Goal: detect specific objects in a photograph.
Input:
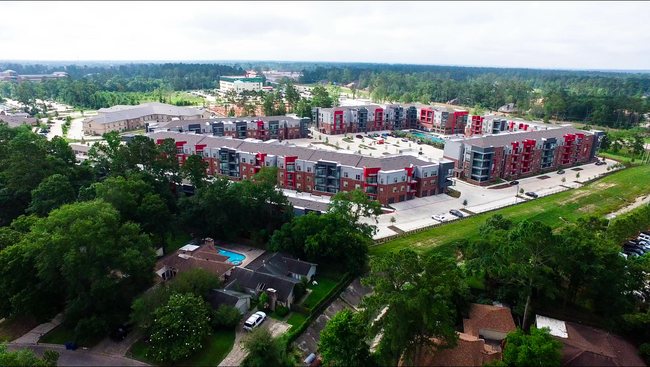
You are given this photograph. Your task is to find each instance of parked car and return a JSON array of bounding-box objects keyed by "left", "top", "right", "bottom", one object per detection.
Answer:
[
  {"left": 525, "top": 192, "right": 538, "bottom": 198},
  {"left": 449, "top": 209, "right": 464, "bottom": 218},
  {"left": 381, "top": 133, "right": 388, "bottom": 137},
  {"left": 432, "top": 214, "right": 446, "bottom": 222},
  {"left": 509, "top": 181, "right": 519, "bottom": 185},
  {"left": 109, "top": 323, "right": 133, "bottom": 341},
  {"left": 418, "top": 151, "right": 424, "bottom": 155},
  {"left": 638, "top": 232, "right": 650, "bottom": 242},
  {"left": 416, "top": 141, "right": 421, "bottom": 144},
  {"left": 243, "top": 311, "right": 266, "bottom": 331},
  {"left": 401, "top": 138, "right": 408, "bottom": 142},
  {"left": 626, "top": 247, "right": 646, "bottom": 256},
  {"left": 355, "top": 135, "right": 363, "bottom": 139},
  {"left": 595, "top": 160, "right": 606, "bottom": 166},
  {"left": 557, "top": 170, "right": 565, "bottom": 174}
]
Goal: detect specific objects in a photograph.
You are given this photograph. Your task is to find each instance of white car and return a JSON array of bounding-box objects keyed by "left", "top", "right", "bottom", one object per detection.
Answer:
[
  {"left": 432, "top": 214, "right": 447, "bottom": 222},
  {"left": 243, "top": 311, "right": 266, "bottom": 331}
]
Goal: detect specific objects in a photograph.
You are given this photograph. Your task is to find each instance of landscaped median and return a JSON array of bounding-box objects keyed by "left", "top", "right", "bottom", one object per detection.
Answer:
[{"left": 371, "top": 164, "right": 650, "bottom": 255}]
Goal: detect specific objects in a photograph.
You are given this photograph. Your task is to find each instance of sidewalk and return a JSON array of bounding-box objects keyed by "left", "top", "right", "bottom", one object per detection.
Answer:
[{"left": 12, "top": 313, "right": 62, "bottom": 344}]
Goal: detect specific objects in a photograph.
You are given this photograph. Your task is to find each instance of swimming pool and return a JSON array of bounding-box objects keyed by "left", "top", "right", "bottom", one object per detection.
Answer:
[
  {"left": 411, "top": 132, "right": 446, "bottom": 143},
  {"left": 218, "top": 249, "right": 246, "bottom": 265}
]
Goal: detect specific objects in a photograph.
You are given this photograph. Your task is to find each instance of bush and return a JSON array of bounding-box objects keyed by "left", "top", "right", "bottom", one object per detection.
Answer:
[
  {"left": 212, "top": 305, "right": 242, "bottom": 330},
  {"left": 293, "top": 277, "right": 309, "bottom": 301},
  {"left": 638, "top": 343, "right": 650, "bottom": 365},
  {"left": 275, "top": 305, "right": 290, "bottom": 318}
]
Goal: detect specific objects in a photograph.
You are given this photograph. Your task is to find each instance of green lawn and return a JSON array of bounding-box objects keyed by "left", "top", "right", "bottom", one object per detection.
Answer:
[
  {"left": 0, "top": 315, "right": 38, "bottom": 342},
  {"left": 302, "top": 277, "right": 339, "bottom": 309},
  {"left": 286, "top": 312, "right": 308, "bottom": 328},
  {"left": 39, "top": 324, "right": 102, "bottom": 347},
  {"left": 598, "top": 151, "right": 642, "bottom": 163},
  {"left": 129, "top": 330, "right": 235, "bottom": 366},
  {"left": 371, "top": 164, "right": 650, "bottom": 255}
]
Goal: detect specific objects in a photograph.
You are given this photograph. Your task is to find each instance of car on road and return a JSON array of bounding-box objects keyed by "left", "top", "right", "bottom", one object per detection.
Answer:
[
  {"left": 525, "top": 192, "right": 539, "bottom": 198},
  {"left": 432, "top": 214, "right": 446, "bottom": 222},
  {"left": 243, "top": 311, "right": 266, "bottom": 331},
  {"left": 418, "top": 151, "right": 424, "bottom": 155},
  {"left": 509, "top": 181, "right": 519, "bottom": 185},
  {"left": 109, "top": 323, "right": 133, "bottom": 342},
  {"left": 401, "top": 138, "right": 408, "bottom": 142},
  {"left": 595, "top": 160, "right": 607, "bottom": 166},
  {"left": 356, "top": 135, "right": 363, "bottom": 139},
  {"left": 557, "top": 170, "right": 565, "bottom": 174},
  {"left": 449, "top": 209, "right": 464, "bottom": 218}
]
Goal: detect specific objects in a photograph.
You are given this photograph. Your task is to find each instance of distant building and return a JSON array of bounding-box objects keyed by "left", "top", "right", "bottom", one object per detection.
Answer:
[
  {"left": 219, "top": 76, "right": 264, "bottom": 93},
  {"left": 0, "top": 114, "right": 37, "bottom": 128},
  {"left": 497, "top": 103, "right": 517, "bottom": 114},
  {"left": 83, "top": 102, "right": 210, "bottom": 136},
  {"left": 0, "top": 70, "right": 68, "bottom": 83}
]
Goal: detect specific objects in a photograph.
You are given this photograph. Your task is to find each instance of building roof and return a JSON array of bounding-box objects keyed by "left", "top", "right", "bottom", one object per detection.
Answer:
[
  {"left": 156, "top": 115, "right": 304, "bottom": 130},
  {"left": 226, "top": 267, "right": 298, "bottom": 303},
  {"left": 250, "top": 253, "right": 316, "bottom": 279},
  {"left": 410, "top": 332, "right": 501, "bottom": 367},
  {"left": 286, "top": 197, "right": 329, "bottom": 212},
  {"left": 156, "top": 243, "right": 234, "bottom": 279},
  {"left": 89, "top": 102, "right": 206, "bottom": 125},
  {"left": 450, "top": 127, "right": 593, "bottom": 148},
  {"left": 0, "top": 115, "right": 37, "bottom": 127},
  {"left": 536, "top": 316, "right": 645, "bottom": 367},
  {"left": 208, "top": 288, "right": 251, "bottom": 309},
  {"left": 463, "top": 303, "right": 517, "bottom": 338}
]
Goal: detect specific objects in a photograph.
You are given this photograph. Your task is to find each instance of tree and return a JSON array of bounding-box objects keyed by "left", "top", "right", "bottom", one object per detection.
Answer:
[
  {"left": 228, "top": 107, "right": 235, "bottom": 117},
  {"left": 168, "top": 267, "right": 221, "bottom": 300},
  {"left": 240, "top": 327, "right": 286, "bottom": 367},
  {"left": 0, "top": 200, "right": 157, "bottom": 341},
  {"left": 0, "top": 343, "right": 59, "bottom": 367},
  {"left": 463, "top": 199, "right": 468, "bottom": 206},
  {"left": 27, "top": 174, "right": 76, "bottom": 217},
  {"left": 502, "top": 327, "right": 563, "bottom": 367},
  {"left": 182, "top": 154, "right": 208, "bottom": 189},
  {"left": 259, "top": 292, "right": 269, "bottom": 310},
  {"left": 319, "top": 309, "right": 374, "bottom": 367},
  {"left": 148, "top": 293, "right": 212, "bottom": 362},
  {"left": 361, "top": 249, "right": 468, "bottom": 366},
  {"left": 212, "top": 304, "right": 243, "bottom": 330}
]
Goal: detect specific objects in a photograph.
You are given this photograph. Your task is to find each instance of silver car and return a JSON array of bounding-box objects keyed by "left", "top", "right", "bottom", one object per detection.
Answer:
[{"left": 243, "top": 311, "right": 266, "bottom": 331}]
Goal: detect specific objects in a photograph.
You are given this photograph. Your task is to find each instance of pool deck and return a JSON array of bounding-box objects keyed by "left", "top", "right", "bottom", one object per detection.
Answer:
[{"left": 215, "top": 242, "right": 266, "bottom": 268}]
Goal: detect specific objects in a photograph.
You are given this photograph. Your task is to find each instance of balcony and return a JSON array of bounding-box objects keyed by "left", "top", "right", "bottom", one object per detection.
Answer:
[
  {"left": 315, "top": 169, "right": 326, "bottom": 176},
  {"left": 365, "top": 178, "right": 378, "bottom": 185}
]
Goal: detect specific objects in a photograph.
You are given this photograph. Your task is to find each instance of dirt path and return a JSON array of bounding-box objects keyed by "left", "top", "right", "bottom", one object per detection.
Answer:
[{"left": 608, "top": 195, "right": 650, "bottom": 217}]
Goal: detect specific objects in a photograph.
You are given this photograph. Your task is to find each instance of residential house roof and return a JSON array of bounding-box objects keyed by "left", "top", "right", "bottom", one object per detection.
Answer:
[
  {"left": 155, "top": 243, "right": 234, "bottom": 279},
  {"left": 0, "top": 115, "right": 37, "bottom": 127},
  {"left": 286, "top": 197, "right": 330, "bottom": 213},
  {"left": 463, "top": 303, "right": 517, "bottom": 338},
  {"left": 208, "top": 288, "right": 251, "bottom": 309},
  {"left": 250, "top": 253, "right": 316, "bottom": 279},
  {"left": 535, "top": 315, "right": 646, "bottom": 367},
  {"left": 409, "top": 332, "right": 501, "bottom": 366},
  {"left": 226, "top": 267, "right": 298, "bottom": 303}
]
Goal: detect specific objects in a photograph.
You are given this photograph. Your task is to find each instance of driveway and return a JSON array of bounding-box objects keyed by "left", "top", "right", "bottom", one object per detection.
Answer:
[
  {"left": 92, "top": 329, "right": 142, "bottom": 357},
  {"left": 218, "top": 311, "right": 291, "bottom": 367},
  {"left": 7, "top": 343, "right": 148, "bottom": 366}
]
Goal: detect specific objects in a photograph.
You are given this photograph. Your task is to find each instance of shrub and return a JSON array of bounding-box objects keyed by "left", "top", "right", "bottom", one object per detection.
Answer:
[
  {"left": 275, "top": 305, "right": 290, "bottom": 318},
  {"left": 293, "top": 277, "right": 309, "bottom": 301},
  {"left": 212, "top": 304, "right": 243, "bottom": 330}
]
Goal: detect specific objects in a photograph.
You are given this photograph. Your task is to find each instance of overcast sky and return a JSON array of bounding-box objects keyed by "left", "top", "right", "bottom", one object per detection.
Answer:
[{"left": 1, "top": 1, "right": 648, "bottom": 70}]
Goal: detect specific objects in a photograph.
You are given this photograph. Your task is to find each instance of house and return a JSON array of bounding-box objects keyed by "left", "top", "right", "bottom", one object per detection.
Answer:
[
  {"left": 155, "top": 240, "right": 235, "bottom": 282},
  {"left": 0, "top": 115, "right": 38, "bottom": 128},
  {"left": 536, "top": 315, "right": 645, "bottom": 366},
  {"left": 411, "top": 303, "right": 516, "bottom": 366},
  {"left": 209, "top": 288, "right": 251, "bottom": 314},
  {"left": 225, "top": 267, "right": 299, "bottom": 310},
  {"left": 249, "top": 252, "right": 317, "bottom": 281}
]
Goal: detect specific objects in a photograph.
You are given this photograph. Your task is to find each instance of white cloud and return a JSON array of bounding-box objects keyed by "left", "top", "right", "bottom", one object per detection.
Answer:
[{"left": 0, "top": 1, "right": 648, "bottom": 70}]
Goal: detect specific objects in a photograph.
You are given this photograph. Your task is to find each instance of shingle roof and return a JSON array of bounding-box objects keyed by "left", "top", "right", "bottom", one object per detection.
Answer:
[
  {"left": 410, "top": 332, "right": 501, "bottom": 366},
  {"left": 463, "top": 303, "right": 517, "bottom": 337},
  {"left": 0, "top": 115, "right": 37, "bottom": 127},
  {"left": 452, "top": 127, "right": 593, "bottom": 148},
  {"left": 286, "top": 197, "right": 329, "bottom": 212},
  {"left": 89, "top": 102, "right": 205, "bottom": 124},
  {"left": 251, "top": 253, "right": 316, "bottom": 279},
  {"left": 155, "top": 243, "right": 235, "bottom": 278},
  {"left": 559, "top": 322, "right": 645, "bottom": 366},
  {"left": 208, "top": 288, "right": 251, "bottom": 309},
  {"left": 226, "top": 267, "right": 298, "bottom": 303}
]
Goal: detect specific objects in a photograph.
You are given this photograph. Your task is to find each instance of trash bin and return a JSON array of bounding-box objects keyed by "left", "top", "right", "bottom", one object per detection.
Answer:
[
  {"left": 65, "top": 342, "right": 71, "bottom": 350},
  {"left": 71, "top": 343, "right": 78, "bottom": 351}
]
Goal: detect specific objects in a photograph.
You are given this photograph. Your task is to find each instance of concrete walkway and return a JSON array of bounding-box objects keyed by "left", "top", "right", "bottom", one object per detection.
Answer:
[
  {"left": 7, "top": 343, "right": 148, "bottom": 366},
  {"left": 12, "top": 313, "right": 62, "bottom": 344}
]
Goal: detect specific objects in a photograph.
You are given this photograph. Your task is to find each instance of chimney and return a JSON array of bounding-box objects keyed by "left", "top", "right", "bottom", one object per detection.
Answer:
[
  {"left": 205, "top": 237, "right": 214, "bottom": 247},
  {"left": 266, "top": 288, "right": 278, "bottom": 311}
]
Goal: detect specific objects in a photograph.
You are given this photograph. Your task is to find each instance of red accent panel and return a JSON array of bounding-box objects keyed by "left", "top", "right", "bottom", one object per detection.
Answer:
[
  {"left": 334, "top": 110, "right": 344, "bottom": 132},
  {"left": 195, "top": 144, "right": 206, "bottom": 153},
  {"left": 284, "top": 156, "right": 297, "bottom": 188}
]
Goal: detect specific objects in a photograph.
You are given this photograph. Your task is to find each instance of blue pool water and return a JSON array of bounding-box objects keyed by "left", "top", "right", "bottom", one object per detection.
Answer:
[
  {"left": 411, "top": 132, "right": 446, "bottom": 143},
  {"left": 218, "top": 249, "right": 245, "bottom": 265}
]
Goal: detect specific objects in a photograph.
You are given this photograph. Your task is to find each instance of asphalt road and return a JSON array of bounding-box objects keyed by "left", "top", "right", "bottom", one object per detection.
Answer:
[{"left": 7, "top": 343, "right": 148, "bottom": 366}]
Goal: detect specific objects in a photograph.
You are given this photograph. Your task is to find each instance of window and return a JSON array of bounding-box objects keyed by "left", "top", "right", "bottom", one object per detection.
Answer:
[
  {"left": 266, "top": 162, "right": 270, "bottom": 166},
  {"left": 423, "top": 181, "right": 427, "bottom": 187},
  {"left": 307, "top": 167, "right": 311, "bottom": 173},
  {"left": 307, "top": 185, "right": 311, "bottom": 191},
  {"left": 430, "top": 180, "right": 434, "bottom": 184},
  {"left": 424, "top": 171, "right": 429, "bottom": 178},
  {"left": 401, "top": 186, "right": 405, "bottom": 192},
  {"left": 344, "top": 172, "right": 349, "bottom": 178},
  {"left": 393, "top": 187, "right": 397, "bottom": 193},
  {"left": 343, "top": 181, "right": 348, "bottom": 187},
  {"left": 243, "top": 175, "right": 247, "bottom": 180},
  {"left": 297, "top": 174, "right": 301, "bottom": 180},
  {"left": 297, "top": 165, "right": 301, "bottom": 171},
  {"left": 307, "top": 176, "right": 311, "bottom": 182},
  {"left": 250, "top": 168, "right": 254, "bottom": 173},
  {"left": 380, "top": 188, "right": 384, "bottom": 193},
  {"left": 355, "top": 184, "right": 360, "bottom": 189},
  {"left": 402, "top": 176, "right": 406, "bottom": 182},
  {"left": 280, "top": 173, "right": 284, "bottom": 178},
  {"left": 280, "top": 164, "right": 284, "bottom": 169},
  {"left": 380, "top": 178, "right": 384, "bottom": 184},
  {"left": 297, "top": 183, "right": 301, "bottom": 189}
]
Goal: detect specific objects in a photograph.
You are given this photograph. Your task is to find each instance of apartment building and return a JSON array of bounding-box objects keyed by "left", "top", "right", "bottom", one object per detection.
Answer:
[
  {"left": 443, "top": 127, "right": 604, "bottom": 185},
  {"left": 147, "top": 131, "right": 455, "bottom": 205},
  {"left": 219, "top": 76, "right": 264, "bottom": 93},
  {"left": 312, "top": 105, "right": 386, "bottom": 134},
  {"left": 418, "top": 106, "right": 468, "bottom": 135},
  {"left": 83, "top": 102, "right": 210, "bottom": 136},
  {"left": 148, "top": 115, "right": 310, "bottom": 141},
  {"left": 464, "top": 114, "right": 560, "bottom": 137},
  {"left": 0, "top": 70, "right": 68, "bottom": 83}
]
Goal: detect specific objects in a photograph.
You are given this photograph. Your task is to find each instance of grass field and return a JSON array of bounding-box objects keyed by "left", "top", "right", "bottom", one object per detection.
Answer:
[
  {"left": 39, "top": 324, "right": 102, "bottom": 347},
  {"left": 371, "top": 164, "right": 650, "bottom": 255},
  {"left": 286, "top": 312, "right": 308, "bottom": 327},
  {"left": 140, "top": 92, "right": 206, "bottom": 107},
  {"left": 0, "top": 315, "right": 38, "bottom": 342},
  {"left": 599, "top": 151, "right": 643, "bottom": 163},
  {"left": 302, "top": 277, "right": 339, "bottom": 309},
  {"left": 130, "top": 330, "right": 235, "bottom": 366}
]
